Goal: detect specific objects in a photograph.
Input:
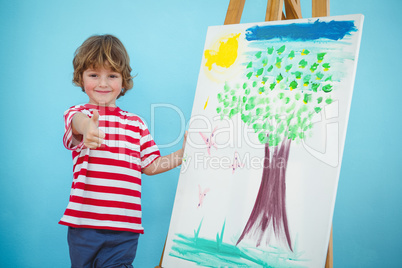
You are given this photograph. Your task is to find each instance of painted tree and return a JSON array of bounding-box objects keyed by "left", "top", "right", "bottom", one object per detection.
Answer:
[{"left": 216, "top": 44, "right": 335, "bottom": 251}]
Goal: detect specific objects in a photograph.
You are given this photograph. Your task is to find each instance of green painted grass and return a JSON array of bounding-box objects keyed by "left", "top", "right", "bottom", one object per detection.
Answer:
[{"left": 169, "top": 220, "right": 308, "bottom": 268}]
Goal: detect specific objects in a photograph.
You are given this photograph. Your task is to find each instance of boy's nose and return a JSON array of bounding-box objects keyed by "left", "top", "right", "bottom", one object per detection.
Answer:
[{"left": 99, "top": 77, "right": 107, "bottom": 87}]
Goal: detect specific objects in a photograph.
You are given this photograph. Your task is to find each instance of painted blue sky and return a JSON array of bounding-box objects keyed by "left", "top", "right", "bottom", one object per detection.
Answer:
[{"left": 245, "top": 19, "right": 357, "bottom": 42}]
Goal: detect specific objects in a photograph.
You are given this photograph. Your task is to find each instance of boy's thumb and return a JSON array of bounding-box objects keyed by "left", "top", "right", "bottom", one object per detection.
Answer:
[{"left": 91, "top": 110, "right": 100, "bottom": 125}]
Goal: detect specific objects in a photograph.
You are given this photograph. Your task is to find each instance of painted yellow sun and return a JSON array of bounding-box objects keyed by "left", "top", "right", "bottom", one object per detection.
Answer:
[
  {"left": 203, "top": 32, "right": 244, "bottom": 83},
  {"left": 204, "top": 33, "right": 240, "bottom": 70}
]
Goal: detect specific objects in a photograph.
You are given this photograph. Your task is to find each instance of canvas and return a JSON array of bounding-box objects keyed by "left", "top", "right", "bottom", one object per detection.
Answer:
[{"left": 162, "top": 14, "right": 364, "bottom": 268}]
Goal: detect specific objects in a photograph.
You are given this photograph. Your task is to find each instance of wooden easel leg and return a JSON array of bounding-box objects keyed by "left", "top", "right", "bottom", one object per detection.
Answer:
[
  {"left": 284, "top": 0, "right": 302, "bottom": 19},
  {"left": 154, "top": 237, "right": 167, "bottom": 268},
  {"left": 224, "top": 0, "right": 246, "bottom": 25},
  {"left": 325, "top": 226, "right": 333, "bottom": 268},
  {"left": 312, "top": 0, "right": 330, "bottom": 17},
  {"left": 265, "top": 0, "right": 285, "bottom": 21}
]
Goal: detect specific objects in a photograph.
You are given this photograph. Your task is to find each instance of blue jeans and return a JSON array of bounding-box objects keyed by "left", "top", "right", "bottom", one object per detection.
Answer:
[{"left": 67, "top": 227, "right": 140, "bottom": 268}]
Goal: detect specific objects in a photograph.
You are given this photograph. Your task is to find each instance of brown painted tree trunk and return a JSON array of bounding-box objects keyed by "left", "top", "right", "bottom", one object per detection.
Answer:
[{"left": 236, "top": 137, "right": 293, "bottom": 251}]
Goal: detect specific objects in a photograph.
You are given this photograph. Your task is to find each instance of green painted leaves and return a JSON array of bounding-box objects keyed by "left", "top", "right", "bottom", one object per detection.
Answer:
[{"left": 216, "top": 44, "right": 337, "bottom": 146}]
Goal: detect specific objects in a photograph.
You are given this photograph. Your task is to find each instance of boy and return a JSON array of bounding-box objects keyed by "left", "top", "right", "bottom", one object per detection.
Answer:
[{"left": 60, "top": 34, "right": 186, "bottom": 267}]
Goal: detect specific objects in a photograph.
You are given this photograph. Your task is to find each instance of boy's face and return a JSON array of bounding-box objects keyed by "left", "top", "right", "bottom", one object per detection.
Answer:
[{"left": 82, "top": 65, "right": 123, "bottom": 107}]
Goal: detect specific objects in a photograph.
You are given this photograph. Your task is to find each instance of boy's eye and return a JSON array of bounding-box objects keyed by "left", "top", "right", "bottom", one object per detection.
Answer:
[
  {"left": 89, "top": 74, "right": 98, "bottom": 77},
  {"left": 110, "top": 74, "right": 120, "bottom": 78}
]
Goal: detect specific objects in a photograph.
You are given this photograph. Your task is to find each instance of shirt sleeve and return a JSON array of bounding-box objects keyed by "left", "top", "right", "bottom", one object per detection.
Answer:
[
  {"left": 63, "top": 105, "right": 86, "bottom": 151},
  {"left": 139, "top": 120, "right": 161, "bottom": 170}
]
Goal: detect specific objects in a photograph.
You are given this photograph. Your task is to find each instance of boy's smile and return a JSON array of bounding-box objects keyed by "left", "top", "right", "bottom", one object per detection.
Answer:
[{"left": 82, "top": 66, "right": 123, "bottom": 107}]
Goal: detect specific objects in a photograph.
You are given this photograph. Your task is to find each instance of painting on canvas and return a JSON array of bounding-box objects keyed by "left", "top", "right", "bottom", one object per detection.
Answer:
[{"left": 162, "top": 14, "right": 364, "bottom": 268}]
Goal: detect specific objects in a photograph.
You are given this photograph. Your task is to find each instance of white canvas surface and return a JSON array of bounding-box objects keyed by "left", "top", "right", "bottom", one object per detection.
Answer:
[{"left": 163, "top": 14, "right": 364, "bottom": 268}]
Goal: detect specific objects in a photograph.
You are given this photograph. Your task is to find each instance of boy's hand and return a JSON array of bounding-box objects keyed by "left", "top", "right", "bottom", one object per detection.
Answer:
[
  {"left": 142, "top": 130, "right": 188, "bottom": 176},
  {"left": 182, "top": 131, "right": 188, "bottom": 151},
  {"left": 82, "top": 110, "right": 105, "bottom": 149}
]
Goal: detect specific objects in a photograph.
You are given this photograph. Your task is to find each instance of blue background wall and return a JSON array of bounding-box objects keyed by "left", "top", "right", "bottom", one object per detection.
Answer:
[{"left": 0, "top": 0, "right": 400, "bottom": 267}]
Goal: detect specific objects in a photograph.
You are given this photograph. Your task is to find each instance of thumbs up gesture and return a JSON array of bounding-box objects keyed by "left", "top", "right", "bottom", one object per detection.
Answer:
[{"left": 83, "top": 110, "right": 105, "bottom": 149}]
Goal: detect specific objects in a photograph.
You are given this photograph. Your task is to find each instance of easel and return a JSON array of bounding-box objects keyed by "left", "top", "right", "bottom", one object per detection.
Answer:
[{"left": 156, "top": 0, "right": 333, "bottom": 267}]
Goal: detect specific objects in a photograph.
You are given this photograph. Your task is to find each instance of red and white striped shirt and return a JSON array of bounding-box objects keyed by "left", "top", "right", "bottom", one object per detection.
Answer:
[{"left": 59, "top": 104, "right": 160, "bottom": 233}]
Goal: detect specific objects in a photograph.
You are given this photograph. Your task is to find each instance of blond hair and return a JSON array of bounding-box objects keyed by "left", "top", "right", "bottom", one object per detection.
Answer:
[{"left": 73, "top": 34, "right": 133, "bottom": 98}]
